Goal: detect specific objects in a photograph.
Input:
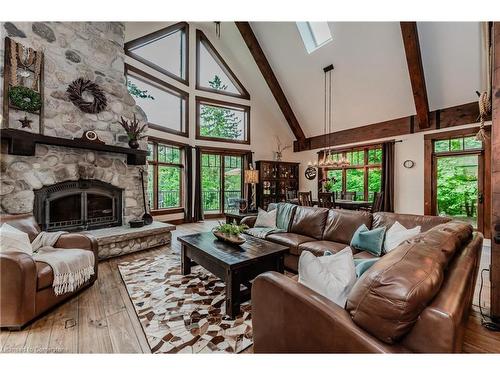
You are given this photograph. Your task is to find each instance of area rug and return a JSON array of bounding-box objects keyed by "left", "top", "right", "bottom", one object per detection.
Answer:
[{"left": 118, "top": 253, "right": 252, "bottom": 353}]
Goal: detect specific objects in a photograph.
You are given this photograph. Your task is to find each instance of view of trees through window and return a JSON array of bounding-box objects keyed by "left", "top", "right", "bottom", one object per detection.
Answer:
[
  {"left": 199, "top": 77, "right": 245, "bottom": 141},
  {"left": 433, "top": 136, "right": 482, "bottom": 227},
  {"left": 325, "top": 147, "right": 382, "bottom": 201},
  {"left": 147, "top": 142, "right": 183, "bottom": 211},
  {"left": 201, "top": 153, "right": 242, "bottom": 213}
]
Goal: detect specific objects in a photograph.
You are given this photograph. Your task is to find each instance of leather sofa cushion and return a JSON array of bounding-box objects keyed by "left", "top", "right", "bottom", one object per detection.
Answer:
[
  {"left": 346, "top": 221, "right": 473, "bottom": 344},
  {"left": 36, "top": 261, "right": 53, "bottom": 290},
  {"left": 290, "top": 206, "right": 329, "bottom": 240},
  {"left": 266, "top": 232, "right": 315, "bottom": 254},
  {"left": 298, "top": 240, "right": 349, "bottom": 257},
  {"left": 0, "top": 214, "right": 40, "bottom": 242},
  {"left": 322, "top": 209, "right": 373, "bottom": 244},
  {"left": 372, "top": 212, "right": 450, "bottom": 233}
]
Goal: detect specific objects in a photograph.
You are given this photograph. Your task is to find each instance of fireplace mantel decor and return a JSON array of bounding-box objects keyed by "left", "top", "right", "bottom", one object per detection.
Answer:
[{"left": 0, "top": 129, "right": 148, "bottom": 165}]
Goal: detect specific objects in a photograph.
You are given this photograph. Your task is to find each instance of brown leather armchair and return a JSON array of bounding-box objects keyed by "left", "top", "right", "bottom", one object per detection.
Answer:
[{"left": 0, "top": 214, "right": 98, "bottom": 330}]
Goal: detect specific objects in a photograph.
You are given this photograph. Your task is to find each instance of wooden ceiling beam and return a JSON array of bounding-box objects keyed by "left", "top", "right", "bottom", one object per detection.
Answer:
[
  {"left": 235, "top": 22, "right": 306, "bottom": 141},
  {"left": 400, "top": 22, "right": 431, "bottom": 129},
  {"left": 293, "top": 101, "right": 481, "bottom": 152}
]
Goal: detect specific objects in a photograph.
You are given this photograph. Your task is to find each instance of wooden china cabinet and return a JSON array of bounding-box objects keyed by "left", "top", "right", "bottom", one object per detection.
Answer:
[{"left": 255, "top": 160, "right": 300, "bottom": 210}]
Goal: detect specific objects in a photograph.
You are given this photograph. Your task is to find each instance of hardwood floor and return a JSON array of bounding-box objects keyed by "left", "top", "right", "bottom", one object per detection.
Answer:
[{"left": 1, "top": 220, "right": 498, "bottom": 353}]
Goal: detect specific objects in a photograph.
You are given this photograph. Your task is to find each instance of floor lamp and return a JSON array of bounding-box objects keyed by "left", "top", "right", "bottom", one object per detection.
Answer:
[{"left": 244, "top": 168, "right": 259, "bottom": 212}]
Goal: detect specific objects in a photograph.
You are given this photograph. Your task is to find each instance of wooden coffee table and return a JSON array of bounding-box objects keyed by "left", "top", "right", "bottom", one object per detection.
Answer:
[{"left": 177, "top": 232, "right": 288, "bottom": 319}]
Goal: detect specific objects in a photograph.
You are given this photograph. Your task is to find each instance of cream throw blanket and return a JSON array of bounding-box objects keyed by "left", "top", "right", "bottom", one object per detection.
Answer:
[{"left": 32, "top": 231, "right": 95, "bottom": 296}]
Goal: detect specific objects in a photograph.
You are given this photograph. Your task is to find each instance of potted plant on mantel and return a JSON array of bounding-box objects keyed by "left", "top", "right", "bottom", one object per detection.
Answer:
[
  {"left": 212, "top": 221, "right": 249, "bottom": 245},
  {"left": 118, "top": 114, "right": 146, "bottom": 149}
]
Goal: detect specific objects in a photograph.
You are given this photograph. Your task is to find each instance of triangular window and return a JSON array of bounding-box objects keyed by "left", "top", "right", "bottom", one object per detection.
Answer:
[
  {"left": 196, "top": 30, "right": 250, "bottom": 99},
  {"left": 125, "top": 22, "right": 189, "bottom": 85}
]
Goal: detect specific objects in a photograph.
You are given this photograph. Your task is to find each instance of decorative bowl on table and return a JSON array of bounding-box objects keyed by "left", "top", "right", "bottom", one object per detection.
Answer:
[{"left": 212, "top": 222, "right": 248, "bottom": 245}]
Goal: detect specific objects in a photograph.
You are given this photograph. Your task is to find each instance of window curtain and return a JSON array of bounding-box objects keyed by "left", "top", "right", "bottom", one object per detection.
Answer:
[
  {"left": 193, "top": 147, "right": 204, "bottom": 222},
  {"left": 243, "top": 151, "right": 254, "bottom": 207},
  {"left": 183, "top": 145, "right": 193, "bottom": 222},
  {"left": 381, "top": 141, "right": 395, "bottom": 212}
]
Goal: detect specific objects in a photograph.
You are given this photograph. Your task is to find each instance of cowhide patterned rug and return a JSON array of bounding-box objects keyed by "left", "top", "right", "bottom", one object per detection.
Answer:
[{"left": 118, "top": 253, "right": 252, "bottom": 354}]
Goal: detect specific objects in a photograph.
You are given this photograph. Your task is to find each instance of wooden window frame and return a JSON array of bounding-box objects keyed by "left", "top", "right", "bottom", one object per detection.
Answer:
[
  {"left": 148, "top": 138, "right": 186, "bottom": 215},
  {"left": 199, "top": 147, "right": 247, "bottom": 219},
  {"left": 195, "top": 96, "right": 251, "bottom": 145},
  {"left": 318, "top": 145, "right": 382, "bottom": 200},
  {"left": 195, "top": 29, "right": 250, "bottom": 100},
  {"left": 125, "top": 22, "right": 189, "bottom": 85},
  {"left": 125, "top": 64, "right": 189, "bottom": 138},
  {"left": 423, "top": 126, "right": 491, "bottom": 237}
]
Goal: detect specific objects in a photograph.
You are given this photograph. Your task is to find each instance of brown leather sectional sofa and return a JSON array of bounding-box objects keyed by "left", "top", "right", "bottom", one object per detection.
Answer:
[
  {"left": 242, "top": 205, "right": 483, "bottom": 353},
  {"left": 0, "top": 214, "right": 98, "bottom": 329}
]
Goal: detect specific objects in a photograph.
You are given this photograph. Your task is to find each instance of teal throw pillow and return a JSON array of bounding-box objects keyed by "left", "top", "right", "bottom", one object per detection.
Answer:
[
  {"left": 354, "top": 258, "right": 379, "bottom": 277},
  {"left": 350, "top": 224, "right": 386, "bottom": 257}
]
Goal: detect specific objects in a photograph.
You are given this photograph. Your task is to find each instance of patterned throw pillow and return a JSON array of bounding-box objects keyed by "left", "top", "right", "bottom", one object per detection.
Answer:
[{"left": 254, "top": 208, "right": 277, "bottom": 228}]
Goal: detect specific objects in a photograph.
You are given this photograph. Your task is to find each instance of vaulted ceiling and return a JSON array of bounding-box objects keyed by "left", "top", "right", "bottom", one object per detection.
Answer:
[{"left": 250, "top": 21, "right": 483, "bottom": 138}]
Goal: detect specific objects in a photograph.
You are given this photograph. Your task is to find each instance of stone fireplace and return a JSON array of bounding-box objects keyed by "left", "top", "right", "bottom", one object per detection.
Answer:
[
  {"left": 34, "top": 179, "right": 123, "bottom": 231},
  {"left": 0, "top": 22, "right": 148, "bottom": 227}
]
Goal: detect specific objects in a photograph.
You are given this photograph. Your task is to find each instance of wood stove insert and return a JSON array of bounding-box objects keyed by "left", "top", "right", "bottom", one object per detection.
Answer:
[{"left": 34, "top": 179, "right": 123, "bottom": 231}]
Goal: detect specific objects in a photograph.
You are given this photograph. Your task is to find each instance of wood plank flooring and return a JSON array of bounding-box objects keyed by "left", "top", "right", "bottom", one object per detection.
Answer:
[{"left": 1, "top": 220, "right": 498, "bottom": 353}]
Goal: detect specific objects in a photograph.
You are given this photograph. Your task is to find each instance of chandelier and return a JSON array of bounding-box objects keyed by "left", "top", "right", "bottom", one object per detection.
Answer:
[{"left": 311, "top": 64, "right": 350, "bottom": 168}]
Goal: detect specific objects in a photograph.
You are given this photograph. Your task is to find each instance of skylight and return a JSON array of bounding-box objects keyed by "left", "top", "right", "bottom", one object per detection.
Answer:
[{"left": 296, "top": 22, "right": 333, "bottom": 54}]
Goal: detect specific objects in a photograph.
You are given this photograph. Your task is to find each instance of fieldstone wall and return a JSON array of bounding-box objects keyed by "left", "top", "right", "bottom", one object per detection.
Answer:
[{"left": 0, "top": 22, "right": 148, "bottom": 224}]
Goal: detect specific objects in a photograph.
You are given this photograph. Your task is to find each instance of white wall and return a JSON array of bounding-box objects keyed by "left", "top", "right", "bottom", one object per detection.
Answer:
[{"left": 124, "top": 22, "right": 296, "bottom": 221}]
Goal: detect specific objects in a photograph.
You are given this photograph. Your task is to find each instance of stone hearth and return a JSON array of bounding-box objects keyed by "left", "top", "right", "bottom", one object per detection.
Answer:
[{"left": 83, "top": 221, "right": 175, "bottom": 259}]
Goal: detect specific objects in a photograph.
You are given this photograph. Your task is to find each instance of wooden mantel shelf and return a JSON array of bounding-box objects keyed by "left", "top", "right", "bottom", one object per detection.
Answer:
[{"left": 0, "top": 129, "right": 147, "bottom": 165}]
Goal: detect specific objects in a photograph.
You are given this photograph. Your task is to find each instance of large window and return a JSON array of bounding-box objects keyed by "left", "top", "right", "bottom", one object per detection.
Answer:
[
  {"left": 125, "top": 22, "right": 189, "bottom": 84},
  {"left": 196, "top": 30, "right": 250, "bottom": 99},
  {"left": 322, "top": 146, "right": 382, "bottom": 201},
  {"left": 126, "top": 64, "right": 188, "bottom": 137},
  {"left": 147, "top": 140, "right": 184, "bottom": 213},
  {"left": 196, "top": 96, "right": 250, "bottom": 144}
]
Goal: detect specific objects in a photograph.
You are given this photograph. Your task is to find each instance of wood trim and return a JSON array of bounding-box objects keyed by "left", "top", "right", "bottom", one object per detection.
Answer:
[
  {"left": 195, "top": 30, "right": 250, "bottom": 100},
  {"left": 152, "top": 207, "right": 185, "bottom": 215},
  {"left": 316, "top": 141, "right": 386, "bottom": 155},
  {"left": 195, "top": 145, "right": 251, "bottom": 156},
  {"left": 125, "top": 22, "right": 189, "bottom": 86},
  {"left": 235, "top": 22, "right": 306, "bottom": 141},
  {"left": 491, "top": 21, "right": 500, "bottom": 320},
  {"left": 195, "top": 96, "right": 250, "bottom": 145},
  {"left": 147, "top": 135, "right": 189, "bottom": 148},
  {"left": 294, "top": 101, "right": 483, "bottom": 152},
  {"left": 400, "top": 22, "right": 430, "bottom": 129},
  {"left": 125, "top": 63, "right": 189, "bottom": 138}
]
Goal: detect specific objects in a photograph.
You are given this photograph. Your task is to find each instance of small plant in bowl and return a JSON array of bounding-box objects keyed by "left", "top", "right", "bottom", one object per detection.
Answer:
[{"left": 212, "top": 221, "right": 249, "bottom": 245}]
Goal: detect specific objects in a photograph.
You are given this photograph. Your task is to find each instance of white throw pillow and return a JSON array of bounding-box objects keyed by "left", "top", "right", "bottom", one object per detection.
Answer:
[
  {"left": 254, "top": 208, "right": 277, "bottom": 228},
  {"left": 298, "top": 247, "right": 356, "bottom": 307},
  {"left": 384, "top": 221, "right": 421, "bottom": 253},
  {"left": 0, "top": 223, "right": 33, "bottom": 255}
]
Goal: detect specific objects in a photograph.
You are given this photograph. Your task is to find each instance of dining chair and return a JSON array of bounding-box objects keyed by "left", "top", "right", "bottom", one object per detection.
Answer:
[
  {"left": 318, "top": 192, "right": 336, "bottom": 209},
  {"left": 341, "top": 191, "right": 356, "bottom": 201},
  {"left": 360, "top": 191, "right": 384, "bottom": 213},
  {"left": 286, "top": 188, "right": 297, "bottom": 201},
  {"left": 297, "top": 191, "right": 313, "bottom": 206}
]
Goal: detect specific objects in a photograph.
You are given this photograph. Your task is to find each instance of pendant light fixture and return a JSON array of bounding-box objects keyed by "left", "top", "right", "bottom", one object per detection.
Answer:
[{"left": 312, "top": 64, "right": 350, "bottom": 168}]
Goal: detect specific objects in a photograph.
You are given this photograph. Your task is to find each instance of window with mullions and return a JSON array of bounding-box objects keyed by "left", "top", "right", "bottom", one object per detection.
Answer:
[
  {"left": 125, "top": 22, "right": 189, "bottom": 84},
  {"left": 147, "top": 142, "right": 184, "bottom": 212},
  {"left": 323, "top": 146, "right": 382, "bottom": 201},
  {"left": 434, "top": 136, "right": 483, "bottom": 153}
]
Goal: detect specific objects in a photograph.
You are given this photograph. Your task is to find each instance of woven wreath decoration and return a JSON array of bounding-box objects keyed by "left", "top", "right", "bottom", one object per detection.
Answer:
[
  {"left": 67, "top": 78, "right": 107, "bottom": 114},
  {"left": 8, "top": 85, "right": 42, "bottom": 112}
]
